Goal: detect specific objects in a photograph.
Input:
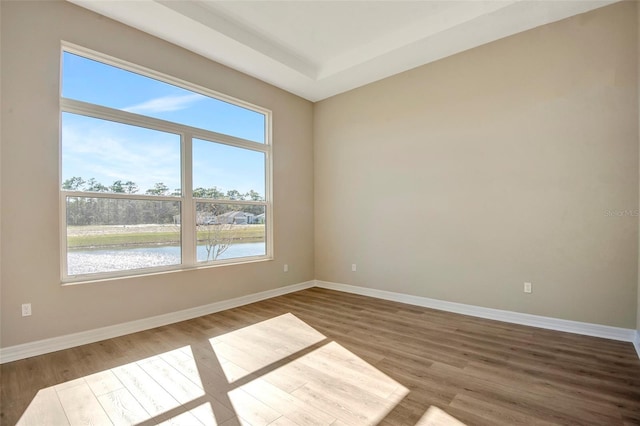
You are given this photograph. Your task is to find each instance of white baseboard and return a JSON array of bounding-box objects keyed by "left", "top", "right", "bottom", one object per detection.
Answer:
[
  {"left": 2, "top": 279, "right": 637, "bottom": 363},
  {"left": 0, "top": 280, "right": 315, "bottom": 364},
  {"left": 315, "top": 280, "right": 637, "bottom": 343}
]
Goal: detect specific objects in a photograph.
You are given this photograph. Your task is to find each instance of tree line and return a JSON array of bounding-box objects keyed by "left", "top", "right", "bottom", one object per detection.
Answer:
[{"left": 63, "top": 177, "right": 264, "bottom": 226}]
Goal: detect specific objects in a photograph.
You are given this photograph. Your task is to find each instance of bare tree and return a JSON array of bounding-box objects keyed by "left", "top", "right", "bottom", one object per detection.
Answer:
[{"left": 199, "top": 223, "right": 236, "bottom": 261}]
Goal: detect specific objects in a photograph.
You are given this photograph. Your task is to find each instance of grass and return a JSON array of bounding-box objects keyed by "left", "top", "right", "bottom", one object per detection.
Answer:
[
  {"left": 67, "top": 225, "right": 265, "bottom": 249},
  {"left": 196, "top": 226, "right": 264, "bottom": 245}
]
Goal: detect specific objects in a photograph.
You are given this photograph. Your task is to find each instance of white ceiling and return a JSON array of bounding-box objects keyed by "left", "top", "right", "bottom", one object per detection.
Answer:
[{"left": 68, "top": 0, "right": 618, "bottom": 102}]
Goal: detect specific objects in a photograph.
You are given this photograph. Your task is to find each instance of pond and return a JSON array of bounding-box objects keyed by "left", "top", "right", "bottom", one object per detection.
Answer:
[{"left": 67, "top": 242, "right": 266, "bottom": 276}]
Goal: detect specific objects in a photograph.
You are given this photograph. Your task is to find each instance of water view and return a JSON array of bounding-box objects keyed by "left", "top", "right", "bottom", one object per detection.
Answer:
[{"left": 67, "top": 242, "right": 266, "bottom": 276}]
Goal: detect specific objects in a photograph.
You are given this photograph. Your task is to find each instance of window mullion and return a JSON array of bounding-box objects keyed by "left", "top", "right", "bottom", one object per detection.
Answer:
[
  {"left": 265, "top": 149, "right": 273, "bottom": 259},
  {"left": 60, "top": 191, "right": 179, "bottom": 202},
  {"left": 182, "top": 133, "right": 195, "bottom": 266},
  {"left": 192, "top": 199, "right": 268, "bottom": 206},
  {"left": 61, "top": 99, "right": 268, "bottom": 153},
  {"left": 60, "top": 191, "right": 69, "bottom": 281}
]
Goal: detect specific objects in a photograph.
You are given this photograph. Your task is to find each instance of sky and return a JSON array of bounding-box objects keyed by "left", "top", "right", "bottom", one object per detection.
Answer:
[{"left": 61, "top": 52, "right": 266, "bottom": 196}]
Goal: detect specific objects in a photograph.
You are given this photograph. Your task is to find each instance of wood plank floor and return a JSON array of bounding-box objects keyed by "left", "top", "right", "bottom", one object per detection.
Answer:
[{"left": 1, "top": 287, "right": 639, "bottom": 425}]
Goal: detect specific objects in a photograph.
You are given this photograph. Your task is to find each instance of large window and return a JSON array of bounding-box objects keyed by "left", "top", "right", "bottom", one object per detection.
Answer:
[{"left": 60, "top": 44, "right": 272, "bottom": 282}]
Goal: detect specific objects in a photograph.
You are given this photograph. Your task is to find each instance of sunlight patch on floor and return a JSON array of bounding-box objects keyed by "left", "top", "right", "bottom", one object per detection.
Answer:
[
  {"left": 210, "top": 313, "right": 326, "bottom": 383},
  {"left": 228, "top": 341, "right": 409, "bottom": 425},
  {"left": 416, "top": 406, "right": 467, "bottom": 426},
  {"left": 17, "top": 346, "right": 220, "bottom": 425},
  {"left": 18, "top": 313, "right": 410, "bottom": 425},
  {"left": 211, "top": 314, "right": 409, "bottom": 425},
  {"left": 157, "top": 401, "right": 230, "bottom": 425}
]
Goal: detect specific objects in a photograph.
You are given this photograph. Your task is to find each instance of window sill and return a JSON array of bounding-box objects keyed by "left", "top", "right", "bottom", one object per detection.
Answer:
[{"left": 61, "top": 256, "right": 274, "bottom": 286}]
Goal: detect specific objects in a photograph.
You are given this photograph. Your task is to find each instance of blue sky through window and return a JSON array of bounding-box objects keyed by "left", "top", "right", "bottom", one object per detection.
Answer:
[
  {"left": 62, "top": 113, "right": 182, "bottom": 193},
  {"left": 62, "top": 52, "right": 265, "bottom": 143},
  {"left": 193, "top": 139, "right": 265, "bottom": 197},
  {"left": 62, "top": 51, "right": 267, "bottom": 196}
]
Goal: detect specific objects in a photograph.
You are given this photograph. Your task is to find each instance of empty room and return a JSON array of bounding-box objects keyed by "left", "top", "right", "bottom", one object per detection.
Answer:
[{"left": 1, "top": 0, "right": 640, "bottom": 425}]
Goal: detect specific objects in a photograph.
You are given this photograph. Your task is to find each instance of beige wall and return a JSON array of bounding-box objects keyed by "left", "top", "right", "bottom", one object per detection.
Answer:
[
  {"left": 315, "top": 2, "right": 639, "bottom": 328},
  {"left": 637, "top": 0, "right": 640, "bottom": 335},
  {"left": 2, "top": 1, "right": 639, "bottom": 351},
  {"left": 0, "top": 1, "right": 315, "bottom": 347}
]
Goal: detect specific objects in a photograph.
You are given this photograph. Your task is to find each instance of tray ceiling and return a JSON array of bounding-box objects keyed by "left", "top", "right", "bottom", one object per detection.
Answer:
[{"left": 69, "top": 0, "right": 618, "bottom": 101}]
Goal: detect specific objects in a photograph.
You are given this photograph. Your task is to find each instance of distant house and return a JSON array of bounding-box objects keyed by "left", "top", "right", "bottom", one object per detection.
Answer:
[
  {"left": 255, "top": 213, "right": 265, "bottom": 224},
  {"left": 217, "top": 211, "right": 256, "bottom": 225},
  {"left": 174, "top": 213, "right": 217, "bottom": 225},
  {"left": 198, "top": 213, "right": 218, "bottom": 225}
]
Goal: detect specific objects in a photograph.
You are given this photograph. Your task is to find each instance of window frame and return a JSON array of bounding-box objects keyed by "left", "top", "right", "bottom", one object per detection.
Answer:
[{"left": 59, "top": 42, "right": 273, "bottom": 284}]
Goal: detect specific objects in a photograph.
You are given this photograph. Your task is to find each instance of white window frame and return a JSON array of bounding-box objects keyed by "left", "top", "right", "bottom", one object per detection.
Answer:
[{"left": 59, "top": 42, "right": 273, "bottom": 284}]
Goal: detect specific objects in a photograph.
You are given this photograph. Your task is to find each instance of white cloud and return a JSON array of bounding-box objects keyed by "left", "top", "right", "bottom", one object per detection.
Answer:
[
  {"left": 62, "top": 117, "right": 181, "bottom": 192},
  {"left": 123, "top": 93, "right": 203, "bottom": 114}
]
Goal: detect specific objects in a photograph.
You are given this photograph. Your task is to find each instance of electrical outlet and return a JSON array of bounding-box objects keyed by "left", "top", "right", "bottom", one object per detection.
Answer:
[
  {"left": 351, "top": 264, "right": 357, "bottom": 272},
  {"left": 284, "top": 264, "right": 288, "bottom": 272},
  {"left": 524, "top": 282, "right": 532, "bottom": 294},
  {"left": 22, "top": 303, "right": 32, "bottom": 317}
]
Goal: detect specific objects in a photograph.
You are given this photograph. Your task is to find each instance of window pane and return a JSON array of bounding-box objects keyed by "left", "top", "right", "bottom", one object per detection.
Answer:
[
  {"left": 66, "top": 197, "right": 181, "bottom": 275},
  {"left": 193, "top": 139, "right": 265, "bottom": 200},
  {"left": 62, "top": 112, "right": 181, "bottom": 196},
  {"left": 62, "top": 52, "right": 265, "bottom": 143},
  {"left": 196, "top": 203, "right": 266, "bottom": 262}
]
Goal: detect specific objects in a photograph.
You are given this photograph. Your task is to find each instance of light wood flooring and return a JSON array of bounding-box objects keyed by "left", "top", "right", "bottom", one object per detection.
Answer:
[{"left": 1, "top": 287, "right": 639, "bottom": 425}]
